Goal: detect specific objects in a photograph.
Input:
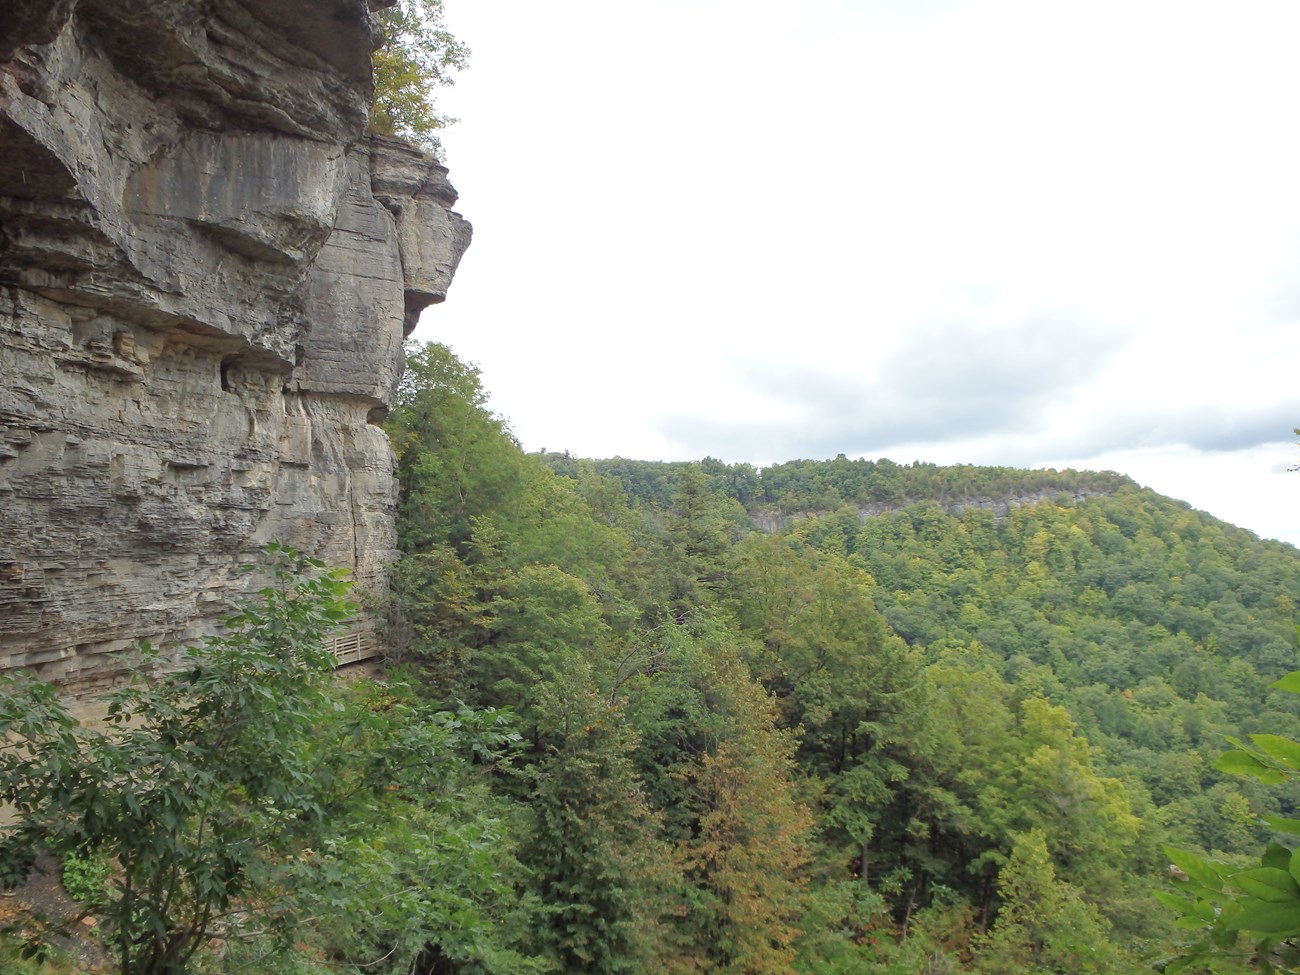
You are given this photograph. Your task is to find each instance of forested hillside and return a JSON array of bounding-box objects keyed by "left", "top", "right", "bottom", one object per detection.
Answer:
[
  {"left": 543, "top": 453, "right": 1131, "bottom": 513},
  {"left": 383, "top": 342, "right": 1300, "bottom": 974}
]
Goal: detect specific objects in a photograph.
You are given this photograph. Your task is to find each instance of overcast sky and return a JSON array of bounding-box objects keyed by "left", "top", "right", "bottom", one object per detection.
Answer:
[{"left": 415, "top": 0, "right": 1300, "bottom": 546}]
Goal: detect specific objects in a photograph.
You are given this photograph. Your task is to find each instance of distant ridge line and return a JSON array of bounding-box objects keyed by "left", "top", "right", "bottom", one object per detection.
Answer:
[{"left": 750, "top": 487, "right": 1122, "bottom": 534}]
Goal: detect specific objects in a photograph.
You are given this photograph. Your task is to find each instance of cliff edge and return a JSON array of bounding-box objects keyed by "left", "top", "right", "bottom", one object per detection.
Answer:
[{"left": 0, "top": 0, "right": 471, "bottom": 685}]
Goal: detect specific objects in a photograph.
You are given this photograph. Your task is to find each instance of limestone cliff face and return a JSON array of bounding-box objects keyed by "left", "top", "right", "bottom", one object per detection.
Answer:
[{"left": 0, "top": 0, "right": 471, "bottom": 684}]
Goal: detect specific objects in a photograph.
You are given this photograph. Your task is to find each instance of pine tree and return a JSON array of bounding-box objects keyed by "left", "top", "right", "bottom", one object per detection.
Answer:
[
  {"left": 519, "top": 657, "right": 680, "bottom": 974},
  {"left": 978, "top": 830, "right": 1126, "bottom": 975},
  {"left": 681, "top": 651, "right": 814, "bottom": 974}
]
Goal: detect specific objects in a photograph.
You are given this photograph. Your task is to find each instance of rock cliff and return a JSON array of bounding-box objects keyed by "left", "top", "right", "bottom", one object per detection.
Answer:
[
  {"left": 0, "top": 0, "right": 471, "bottom": 686},
  {"left": 749, "top": 488, "right": 1119, "bottom": 535}
]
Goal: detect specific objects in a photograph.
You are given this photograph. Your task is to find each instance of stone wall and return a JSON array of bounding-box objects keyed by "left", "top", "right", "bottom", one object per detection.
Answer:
[{"left": 0, "top": 0, "right": 471, "bottom": 686}]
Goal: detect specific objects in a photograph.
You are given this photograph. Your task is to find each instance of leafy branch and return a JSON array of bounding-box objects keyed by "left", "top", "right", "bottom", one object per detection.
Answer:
[{"left": 1160, "top": 662, "right": 1300, "bottom": 974}]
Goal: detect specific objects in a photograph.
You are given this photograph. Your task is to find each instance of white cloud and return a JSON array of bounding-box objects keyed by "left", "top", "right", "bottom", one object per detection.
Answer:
[{"left": 417, "top": 0, "right": 1300, "bottom": 545}]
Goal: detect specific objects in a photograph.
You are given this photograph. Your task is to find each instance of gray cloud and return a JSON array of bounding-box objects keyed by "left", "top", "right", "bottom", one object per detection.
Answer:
[
  {"left": 656, "top": 312, "right": 1128, "bottom": 461},
  {"left": 1067, "top": 405, "right": 1300, "bottom": 457}
]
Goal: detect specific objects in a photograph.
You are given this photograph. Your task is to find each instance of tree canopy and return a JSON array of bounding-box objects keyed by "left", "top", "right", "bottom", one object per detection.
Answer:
[
  {"left": 376, "top": 343, "right": 1300, "bottom": 973},
  {"left": 8, "top": 342, "right": 1298, "bottom": 974},
  {"left": 370, "top": 0, "right": 469, "bottom": 155}
]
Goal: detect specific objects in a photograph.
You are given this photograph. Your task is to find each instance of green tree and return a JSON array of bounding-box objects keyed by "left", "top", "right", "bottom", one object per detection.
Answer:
[
  {"left": 518, "top": 658, "right": 681, "bottom": 975},
  {"left": 663, "top": 464, "right": 747, "bottom": 617},
  {"left": 726, "top": 533, "right": 925, "bottom": 899},
  {"left": 388, "top": 342, "right": 520, "bottom": 554},
  {"left": 371, "top": 0, "right": 469, "bottom": 154},
  {"left": 461, "top": 561, "right": 614, "bottom": 723},
  {"left": 680, "top": 650, "right": 814, "bottom": 975},
  {"left": 0, "top": 546, "right": 515, "bottom": 975},
  {"left": 1159, "top": 667, "right": 1300, "bottom": 973},
  {"left": 379, "top": 542, "right": 481, "bottom": 684},
  {"left": 978, "top": 830, "right": 1125, "bottom": 974}
]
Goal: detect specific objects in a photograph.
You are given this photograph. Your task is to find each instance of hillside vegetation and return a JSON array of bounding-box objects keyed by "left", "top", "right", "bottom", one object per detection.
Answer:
[
  {"left": 8, "top": 341, "right": 1294, "bottom": 974},
  {"left": 378, "top": 343, "right": 1300, "bottom": 974}
]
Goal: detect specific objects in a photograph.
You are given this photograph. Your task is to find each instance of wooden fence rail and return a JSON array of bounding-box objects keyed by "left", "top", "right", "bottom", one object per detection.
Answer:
[{"left": 325, "top": 623, "right": 379, "bottom": 667}]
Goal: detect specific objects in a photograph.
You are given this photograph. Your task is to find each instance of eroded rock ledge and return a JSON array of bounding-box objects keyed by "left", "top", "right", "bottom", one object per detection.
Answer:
[{"left": 0, "top": 0, "right": 471, "bottom": 686}]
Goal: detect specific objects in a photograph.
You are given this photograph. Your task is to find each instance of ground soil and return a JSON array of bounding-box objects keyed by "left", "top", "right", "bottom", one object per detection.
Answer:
[{"left": 1, "top": 856, "right": 111, "bottom": 973}]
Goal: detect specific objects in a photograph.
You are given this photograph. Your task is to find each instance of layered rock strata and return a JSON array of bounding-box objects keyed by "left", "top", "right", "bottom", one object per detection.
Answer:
[{"left": 0, "top": 0, "right": 471, "bottom": 686}]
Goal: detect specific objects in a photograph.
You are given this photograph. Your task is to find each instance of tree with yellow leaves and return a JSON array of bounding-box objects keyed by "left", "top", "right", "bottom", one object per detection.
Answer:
[
  {"left": 371, "top": 0, "right": 469, "bottom": 155},
  {"left": 682, "top": 649, "right": 815, "bottom": 975}
]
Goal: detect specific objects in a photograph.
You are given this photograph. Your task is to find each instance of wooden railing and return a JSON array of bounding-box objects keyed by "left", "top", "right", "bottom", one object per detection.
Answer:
[{"left": 325, "top": 622, "right": 379, "bottom": 667}]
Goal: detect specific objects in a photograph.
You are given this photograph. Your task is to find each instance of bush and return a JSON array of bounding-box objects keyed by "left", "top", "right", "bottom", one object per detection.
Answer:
[{"left": 59, "top": 848, "right": 110, "bottom": 910}]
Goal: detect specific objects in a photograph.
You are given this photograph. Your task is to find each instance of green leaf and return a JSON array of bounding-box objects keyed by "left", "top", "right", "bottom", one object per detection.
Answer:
[
  {"left": 1288, "top": 848, "right": 1300, "bottom": 888},
  {"left": 1153, "top": 890, "right": 1197, "bottom": 914},
  {"left": 1270, "top": 670, "right": 1300, "bottom": 694},
  {"left": 1235, "top": 867, "right": 1300, "bottom": 902},
  {"left": 1223, "top": 899, "right": 1300, "bottom": 935},
  {"left": 1216, "top": 750, "right": 1289, "bottom": 784},
  {"left": 1164, "top": 846, "right": 1225, "bottom": 893},
  {"left": 1250, "top": 734, "right": 1300, "bottom": 771},
  {"left": 1264, "top": 815, "right": 1300, "bottom": 837},
  {"left": 1265, "top": 843, "right": 1294, "bottom": 872}
]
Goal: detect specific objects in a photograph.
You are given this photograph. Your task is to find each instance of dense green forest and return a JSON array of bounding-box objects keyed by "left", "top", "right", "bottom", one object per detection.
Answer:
[
  {"left": 541, "top": 453, "right": 1132, "bottom": 513},
  {"left": 374, "top": 343, "right": 1300, "bottom": 974},
  {"left": 5, "top": 341, "right": 1298, "bottom": 974}
]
